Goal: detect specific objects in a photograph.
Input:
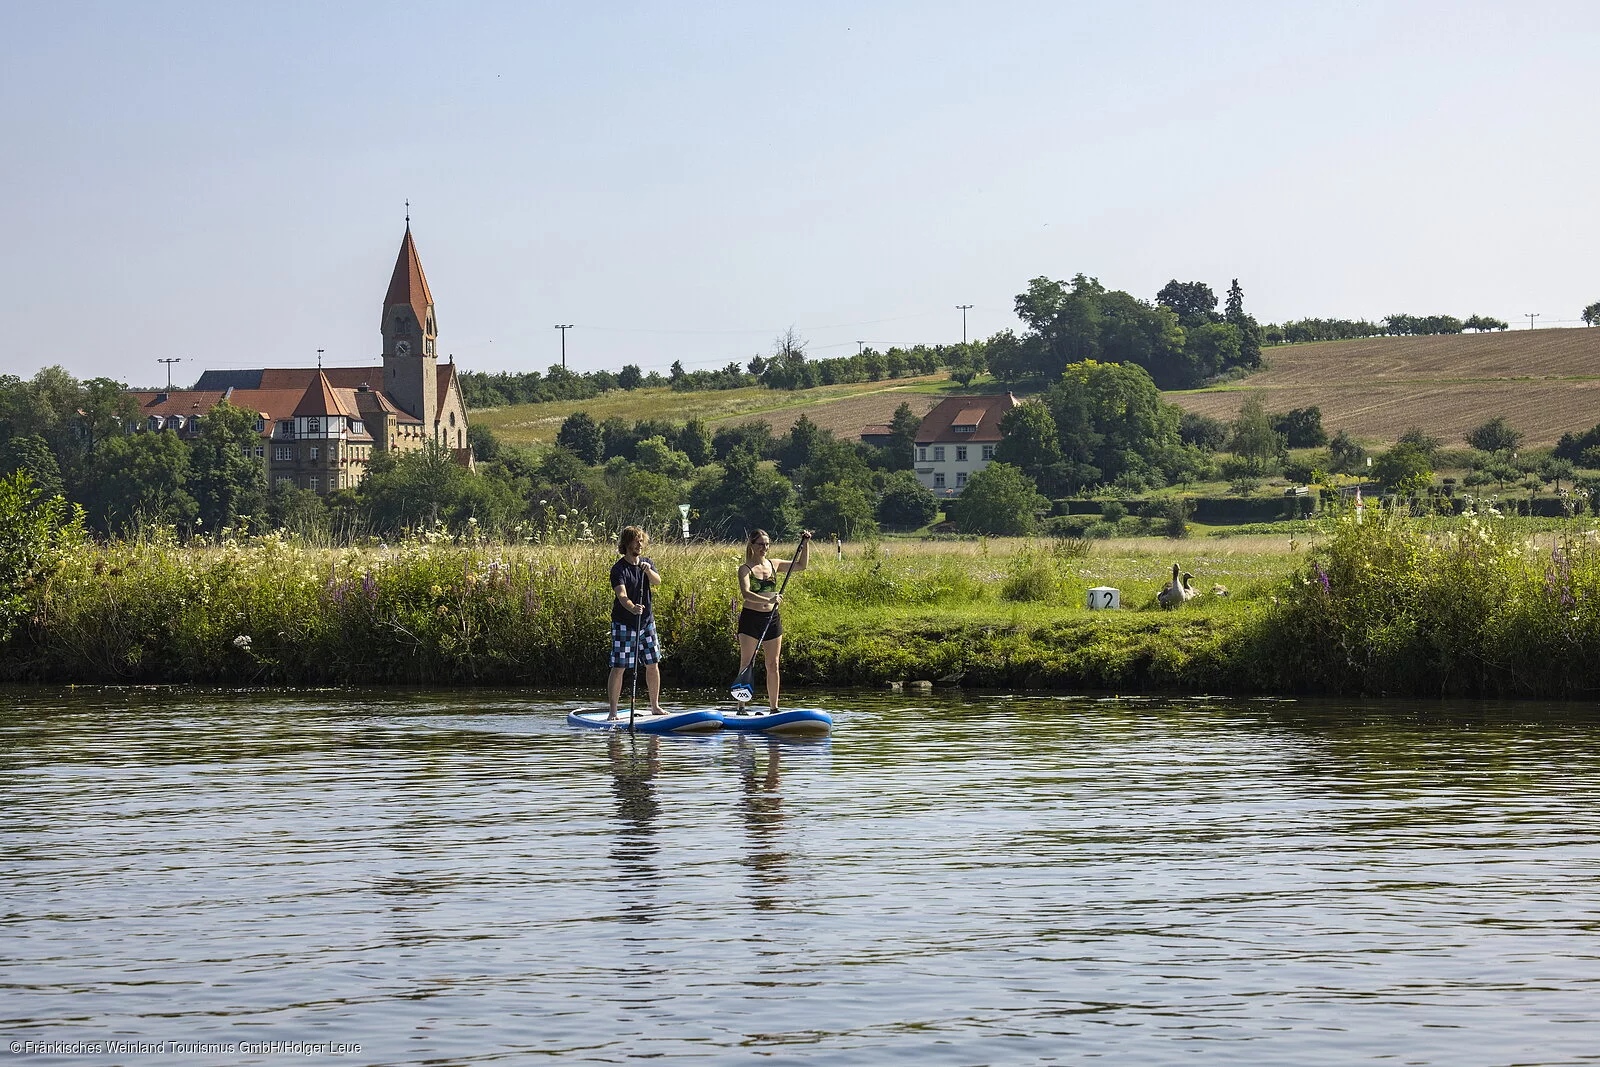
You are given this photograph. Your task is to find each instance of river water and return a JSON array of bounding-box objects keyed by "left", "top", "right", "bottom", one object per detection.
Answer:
[{"left": 3, "top": 687, "right": 1599, "bottom": 1066}]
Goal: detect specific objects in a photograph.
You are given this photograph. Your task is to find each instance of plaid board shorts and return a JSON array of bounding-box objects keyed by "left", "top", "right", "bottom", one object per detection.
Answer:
[{"left": 609, "top": 618, "right": 662, "bottom": 668}]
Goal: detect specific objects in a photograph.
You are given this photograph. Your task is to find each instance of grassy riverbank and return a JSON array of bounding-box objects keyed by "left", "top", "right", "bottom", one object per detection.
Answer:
[{"left": 5, "top": 511, "right": 1600, "bottom": 698}]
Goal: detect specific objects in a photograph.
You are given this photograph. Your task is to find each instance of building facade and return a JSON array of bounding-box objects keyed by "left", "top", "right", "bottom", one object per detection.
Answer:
[
  {"left": 127, "top": 225, "right": 472, "bottom": 493},
  {"left": 913, "top": 392, "right": 1019, "bottom": 496}
]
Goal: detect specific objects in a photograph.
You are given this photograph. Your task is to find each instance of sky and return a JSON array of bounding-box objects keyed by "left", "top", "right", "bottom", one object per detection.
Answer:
[{"left": 4, "top": 1, "right": 1597, "bottom": 387}]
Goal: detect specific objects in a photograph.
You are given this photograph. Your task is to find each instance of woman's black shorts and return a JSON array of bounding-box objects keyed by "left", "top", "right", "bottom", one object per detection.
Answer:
[{"left": 737, "top": 608, "right": 782, "bottom": 640}]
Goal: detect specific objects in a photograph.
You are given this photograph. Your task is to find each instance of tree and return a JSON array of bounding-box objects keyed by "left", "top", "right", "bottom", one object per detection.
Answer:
[
  {"left": 618, "top": 364, "right": 644, "bottom": 389},
  {"left": 777, "top": 414, "right": 826, "bottom": 475},
  {"left": 0, "top": 471, "right": 84, "bottom": 640},
  {"left": 993, "top": 401, "right": 1063, "bottom": 491},
  {"left": 1155, "top": 280, "right": 1219, "bottom": 328},
  {"left": 556, "top": 411, "right": 604, "bottom": 465},
  {"left": 875, "top": 470, "right": 937, "bottom": 530},
  {"left": 188, "top": 400, "right": 267, "bottom": 534},
  {"left": 689, "top": 448, "right": 798, "bottom": 539},
  {"left": 1464, "top": 315, "right": 1509, "bottom": 332},
  {"left": 1540, "top": 456, "right": 1577, "bottom": 493},
  {"left": 1179, "top": 411, "right": 1229, "bottom": 452},
  {"left": 1328, "top": 429, "right": 1367, "bottom": 473},
  {"left": 1224, "top": 279, "right": 1264, "bottom": 368},
  {"left": 467, "top": 423, "right": 502, "bottom": 463},
  {"left": 1465, "top": 416, "right": 1523, "bottom": 454},
  {"left": 675, "top": 418, "right": 713, "bottom": 467},
  {"left": 82, "top": 430, "right": 197, "bottom": 534},
  {"left": 1046, "top": 359, "right": 1181, "bottom": 488},
  {"left": 885, "top": 402, "right": 921, "bottom": 470},
  {"left": 804, "top": 481, "right": 877, "bottom": 540},
  {"left": 1397, "top": 426, "right": 1442, "bottom": 456},
  {"left": 0, "top": 434, "right": 64, "bottom": 498},
  {"left": 633, "top": 436, "right": 694, "bottom": 479},
  {"left": 1228, "top": 393, "right": 1285, "bottom": 474},
  {"left": 359, "top": 444, "right": 519, "bottom": 535},
  {"left": 1271, "top": 406, "right": 1328, "bottom": 448},
  {"left": 1583, "top": 302, "right": 1600, "bottom": 327},
  {"left": 1373, "top": 442, "right": 1434, "bottom": 495},
  {"left": 948, "top": 463, "right": 1046, "bottom": 535}
]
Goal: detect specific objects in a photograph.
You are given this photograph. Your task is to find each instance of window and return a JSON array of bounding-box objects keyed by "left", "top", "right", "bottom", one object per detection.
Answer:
[
  {"left": 933, "top": 446, "right": 945, "bottom": 462},
  {"left": 956, "top": 471, "right": 968, "bottom": 488},
  {"left": 307, "top": 476, "right": 319, "bottom": 493},
  {"left": 254, "top": 418, "right": 265, "bottom": 432},
  {"left": 254, "top": 445, "right": 264, "bottom": 458},
  {"left": 277, "top": 420, "right": 293, "bottom": 438},
  {"left": 934, "top": 472, "right": 946, "bottom": 488},
  {"left": 424, "top": 339, "right": 434, "bottom": 356},
  {"left": 275, "top": 477, "right": 293, "bottom": 489},
  {"left": 956, "top": 445, "right": 968, "bottom": 462},
  {"left": 982, "top": 444, "right": 995, "bottom": 461},
  {"left": 310, "top": 446, "right": 320, "bottom": 461},
  {"left": 352, "top": 421, "right": 364, "bottom": 435},
  {"left": 307, "top": 417, "right": 321, "bottom": 434},
  {"left": 273, "top": 445, "right": 293, "bottom": 462},
  {"left": 449, "top": 412, "right": 456, "bottom": 428},
  {"left": 917, "top": 447, "right": 927, "bottom": 462}
]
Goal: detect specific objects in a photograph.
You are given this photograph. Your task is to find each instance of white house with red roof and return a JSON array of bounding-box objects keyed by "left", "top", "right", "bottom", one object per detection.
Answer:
[
  {"left": 913, "top": 392, "right": 1020, "bottom": 496},
  {"left": 126, "top": 225, "right": 472, "bottom": 494}
]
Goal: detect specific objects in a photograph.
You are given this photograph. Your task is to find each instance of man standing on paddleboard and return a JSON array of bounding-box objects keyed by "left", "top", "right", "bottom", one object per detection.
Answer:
[{"left": 607, "top": 526, "right": 663, "bottom": 719}]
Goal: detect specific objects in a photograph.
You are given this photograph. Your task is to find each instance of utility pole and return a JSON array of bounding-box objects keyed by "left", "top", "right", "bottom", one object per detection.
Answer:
[
  {"left": 316, "top": 348, "right": 324, "bottom": 369},
  {"left": 554, "top": 324, "right": 573, "bottom": 369},
  {"left": 1526, "top": 313, "right": 1541, "bottom": 331},
  {"left": 158, "top": 357, "right": 182, "bottom": 390},
  {"left": 856, "top": 340, "right": 866, "bottom": 354},
  {"left": 956, "top": 304, "right": 973, "bottom": 345}
]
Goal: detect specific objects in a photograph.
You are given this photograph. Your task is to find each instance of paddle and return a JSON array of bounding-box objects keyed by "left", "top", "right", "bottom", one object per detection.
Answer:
[
  {"left": 730, "top": 532, "right": 810, "bottom": 705},
  {"left": 628, "top": 556, "right": 652, "bottom": 731}
]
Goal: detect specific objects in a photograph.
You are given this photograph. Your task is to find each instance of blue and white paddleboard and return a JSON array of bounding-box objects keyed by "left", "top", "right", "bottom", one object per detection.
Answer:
[
  {"left": 720, "top": 707, "right": 833, "bottom": 737},
  {"left": 566, "top": 708, "right": 724, "bottom": 734}
]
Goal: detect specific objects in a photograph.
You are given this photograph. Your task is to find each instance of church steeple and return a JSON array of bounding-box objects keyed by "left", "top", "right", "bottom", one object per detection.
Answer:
[{"left": 381, "top": 217, "right": 438, "bottom": 437}]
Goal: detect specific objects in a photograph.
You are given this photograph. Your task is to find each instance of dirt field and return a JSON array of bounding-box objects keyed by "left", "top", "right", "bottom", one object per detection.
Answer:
[{"left": 1167, "top": 330, "right": 1600, "bottom": 445}]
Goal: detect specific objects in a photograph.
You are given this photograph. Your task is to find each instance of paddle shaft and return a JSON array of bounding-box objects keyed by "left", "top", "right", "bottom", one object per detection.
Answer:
[{"left": 627, "top": 556, "right": 653, "bottom": 730}]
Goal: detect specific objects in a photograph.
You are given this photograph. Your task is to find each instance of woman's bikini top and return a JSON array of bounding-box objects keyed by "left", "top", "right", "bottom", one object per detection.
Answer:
[{"left": 747, "top": 569, "right": 778, "bottom": 595}]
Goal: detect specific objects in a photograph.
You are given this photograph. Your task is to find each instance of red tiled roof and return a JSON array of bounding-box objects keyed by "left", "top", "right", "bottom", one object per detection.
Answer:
[
  {"left": 383, "top": 227, "right": 435, "bottom": 327},
  {"left": 914, "top": 393, "right": 1020, "bottom": 445},
  {"left": 293, "top": 372, "right": 357, "bottom": 419}
]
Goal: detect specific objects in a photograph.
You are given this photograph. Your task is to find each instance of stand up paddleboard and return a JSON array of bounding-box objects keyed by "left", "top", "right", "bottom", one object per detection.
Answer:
[
  {"left": 721, "top": 707, "right": 832, "bottom": 737},
  {"left": 566, "top": 708, "right": 724, "bottom": 734}
]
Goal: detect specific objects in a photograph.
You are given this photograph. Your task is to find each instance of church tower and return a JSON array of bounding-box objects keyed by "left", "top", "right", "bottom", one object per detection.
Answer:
[{"left": 381, "top": 221, "right": 438, "bottom": 438}]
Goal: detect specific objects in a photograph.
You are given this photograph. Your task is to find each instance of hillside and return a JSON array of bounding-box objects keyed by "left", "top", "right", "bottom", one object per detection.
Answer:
[
  {"left": 471, "top": 373, "right": 1027, "bottom": 447},
  {"left": 1167, "top": 330, "right": 1600, "bottom": 446}
]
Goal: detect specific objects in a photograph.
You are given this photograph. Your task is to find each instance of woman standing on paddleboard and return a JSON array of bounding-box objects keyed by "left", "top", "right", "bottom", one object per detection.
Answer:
[
  {"left": 607, "top": 526, "right": 663, "bottom": 719},
  {"left": 735, "top": 528, "right": 810, "bottom": 711}
]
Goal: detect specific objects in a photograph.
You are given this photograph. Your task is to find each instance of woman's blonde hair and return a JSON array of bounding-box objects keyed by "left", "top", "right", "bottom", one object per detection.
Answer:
[
  {"left": 617, "top": 526, "right": 647, "bottom": 555},
  {"left": 744, "top": 528, "right": 771, "bottom": 566}
]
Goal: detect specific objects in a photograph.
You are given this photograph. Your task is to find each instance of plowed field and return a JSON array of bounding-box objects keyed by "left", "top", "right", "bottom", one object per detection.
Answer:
[{"left": 1168, "top": 330, "right": 1600, "bottom": 445}]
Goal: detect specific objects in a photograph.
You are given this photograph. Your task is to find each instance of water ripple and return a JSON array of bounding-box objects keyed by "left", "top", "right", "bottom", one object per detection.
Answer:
[{"left": 3, "top": 687, "right": 1599, "bottom": 1065}]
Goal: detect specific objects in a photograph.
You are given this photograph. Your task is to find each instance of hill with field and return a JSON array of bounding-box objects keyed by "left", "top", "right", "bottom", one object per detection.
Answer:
[
  {"left": 470, "top": 330, "right": 1600, "bottom": 453},
  {"left": 1168, "top": 329, "right": 1600, "bottom": 446},
  {"left": 470, "top": 373, "right": 1029, "bottom": 448}
]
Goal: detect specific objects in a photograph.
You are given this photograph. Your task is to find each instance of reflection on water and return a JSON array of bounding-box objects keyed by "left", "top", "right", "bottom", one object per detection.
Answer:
[
  {"left": 608, "top": 731, "right": 661, "bottom": 899},
  {"left": 3, "top": 687, "right": 1600, "bottom": 1066},
  {"left": 735, "top": 737, "right": 792, "bottom": 911}
]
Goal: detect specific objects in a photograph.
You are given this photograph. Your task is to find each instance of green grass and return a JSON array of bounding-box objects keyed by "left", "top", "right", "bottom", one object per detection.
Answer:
[{"left": 9, "top": 508, "right": 1600, "bottom": 697}]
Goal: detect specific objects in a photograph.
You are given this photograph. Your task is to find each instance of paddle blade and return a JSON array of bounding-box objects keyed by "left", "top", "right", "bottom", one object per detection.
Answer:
[{"left": 729, "top": 664, "right": 755, "bottom": 704}]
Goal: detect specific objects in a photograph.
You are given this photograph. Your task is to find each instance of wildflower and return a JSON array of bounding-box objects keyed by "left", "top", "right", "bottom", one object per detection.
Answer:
[
  {"left": 1313, "top": 562, "right": 1330, "bottom": 593},
  {"left": 232, "top": 634, "right": 252, "bottom": 650}
]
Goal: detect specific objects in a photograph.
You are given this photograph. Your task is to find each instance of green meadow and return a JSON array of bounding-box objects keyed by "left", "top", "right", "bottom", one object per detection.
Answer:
[{"left": 8, "top": 508, "right": 1600, "bottom": 699}]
